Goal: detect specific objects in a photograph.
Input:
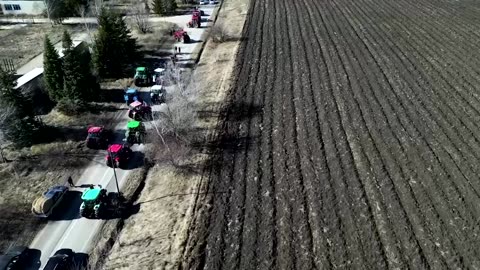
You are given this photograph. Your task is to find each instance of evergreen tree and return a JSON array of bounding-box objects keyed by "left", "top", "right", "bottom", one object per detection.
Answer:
[
  {"left": 61, "top": 30, "right": 98, "bottom": 102},
  {"left": 62, "top": 30, "right": 72, "bottom": 50},
  {"left": 152, "top": 0, "right": 165, "bottom": 15},
  {"left": 94, "top": 9, "right": 137, "bottom": 78},
  {"left": 43, "top": 36, "right": 64, "bottom": 101},
  {"left": 0, "top": 70, "right": 40, "bottom": 147},
  {"left": 164, "top": 0, "right": 177, "bottom": 15}
]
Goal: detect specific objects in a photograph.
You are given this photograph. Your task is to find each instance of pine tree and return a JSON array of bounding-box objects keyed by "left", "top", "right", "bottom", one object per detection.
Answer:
[
  {"left": 152, "top": 0, "right": 165, "bottom": 15},
  {"left": 94, "top": 9, "right": 137, "bottom": 78},
  {"left": 62, "top": 30, "right": 73, "bottom": 50},
  {"left": 0, "top": 70, "right": 40, "bottom": 147},
  {"left": 43, "top": 36, "right": 64, "bottom": 101},
  {"left": 164, "top": 0, "right": 177, "bottom": 15}
]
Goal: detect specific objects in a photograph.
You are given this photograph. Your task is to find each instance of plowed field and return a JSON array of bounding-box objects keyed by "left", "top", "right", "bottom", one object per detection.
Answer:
[{"left": 188, "top": 0, "right": 480, "bottom": 268}]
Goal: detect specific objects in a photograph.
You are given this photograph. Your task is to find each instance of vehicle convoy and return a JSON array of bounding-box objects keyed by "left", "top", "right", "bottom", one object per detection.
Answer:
[
  {"left": 125, "top": 120, "right": 146, "bottom": 144},
  {"left": 106, "top": 143, "right": 133, "bottom": 168},
  {"left": 85, "top": 126, "right": 110, "bottom": 149},
  {"left": 79, "top": 186, "right": 107, "bottom": 218},
  {"left": 173, "top": 29, "right": 191, "bottom": 43},
  {"left": 31, "top": 185, "right": 69, "bottom": 218},
  {"left": 128, "top": 101, "right": 152, "bottom": 120},
  {"left": 187, "top": 9, "right": 201, "bottom": 28},
  {"left": 150, "top": 85, "right": 166, "bottom": 104},
  {"left": 124, "top": 88, "right": 139, "bottom": 104},
  {"left": 134, "top": 67, "right": 153, "bottom": 86},
  {"left": 0, "top": 246, "right": 35, "bottom": 270}
]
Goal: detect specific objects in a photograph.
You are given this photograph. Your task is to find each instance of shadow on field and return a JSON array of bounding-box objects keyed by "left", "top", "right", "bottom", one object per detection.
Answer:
[{"left": 49, "top": 190, "right": 82, "bottom": 221}]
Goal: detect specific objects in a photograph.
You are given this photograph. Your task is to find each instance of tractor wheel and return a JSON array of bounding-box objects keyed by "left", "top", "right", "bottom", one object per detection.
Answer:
[
  {"left": 80, "top": 208, "right": 86, "bottom": 217},
  {"left": 94, "top": 208, "right": 100, "bottom": 218}
]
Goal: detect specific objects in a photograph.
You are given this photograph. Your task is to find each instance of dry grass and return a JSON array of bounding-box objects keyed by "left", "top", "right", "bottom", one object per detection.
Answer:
[
  {"left": 103, "top": 161, "right": 205, "bottom": 270},
  {"left": 0, "top": 24, "right": 81, "bottom": 69}
]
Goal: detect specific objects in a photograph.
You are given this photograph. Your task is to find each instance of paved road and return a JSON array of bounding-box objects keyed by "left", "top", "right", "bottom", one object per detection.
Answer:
[{"left": 25, "top": 6, "right": 216, "bottom": 269}]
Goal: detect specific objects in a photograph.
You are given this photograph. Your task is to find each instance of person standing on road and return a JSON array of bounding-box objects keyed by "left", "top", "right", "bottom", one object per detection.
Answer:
[
  {"left": 178, "top": 46, "right": 181, "bottom": 54},
  {"left": 67, "top": 176, "right": 74, "bottom": 187}
]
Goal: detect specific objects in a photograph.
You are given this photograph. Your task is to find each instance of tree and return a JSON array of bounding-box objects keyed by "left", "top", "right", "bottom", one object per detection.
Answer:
[
  {"left": 63, "top": 33, "right": 98, "bottom": 102},
  {"left": 152, "top": 0, "right": 177, "bottom": 15},
  {"left": 62, "top": 30, "right": 73, "bottom": 50},
  {"left": 0, "top": 70, "right": 41, "bottom": 147},
  {"left": 152, "top": 0, "right": 165, "bottom": 15},
  {"left": 165, "top": 0, "right": 177, "bottom": 15},
  {"left": 43, "top": 36, "right": 64, "bottom": 101},
  {"left": 94, "top": 9, "right": 137, "bottom": 78},
  {"left": 131, "top": 4, "right": 151, "bottom": 34}
]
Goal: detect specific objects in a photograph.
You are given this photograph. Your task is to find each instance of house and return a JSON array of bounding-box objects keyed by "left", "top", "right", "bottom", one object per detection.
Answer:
[{"left": 0, "top": 0, "right": 45, "bottom": 15}]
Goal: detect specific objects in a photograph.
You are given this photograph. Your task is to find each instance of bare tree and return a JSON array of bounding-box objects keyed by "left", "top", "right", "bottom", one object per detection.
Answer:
[
  {"left": 131, "top": 3, "right": 151, "bottom": 34},
  {"left": 43, "top": 0, "right": 61, "bottom": 24},
  {"left": 76, "top": 4, "right": 94, "bottom": 43},
  {"left": 210, "top": 22, "right": 230, "bottom": 43}
]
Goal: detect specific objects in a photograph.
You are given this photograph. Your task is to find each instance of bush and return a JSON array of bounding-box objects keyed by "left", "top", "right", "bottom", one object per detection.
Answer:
[
  {"left": 210, "top": 23, "right": 230, "bottom": 43},
  {"left": 56, "top": 99, "right": 88, "bottom": 116}
]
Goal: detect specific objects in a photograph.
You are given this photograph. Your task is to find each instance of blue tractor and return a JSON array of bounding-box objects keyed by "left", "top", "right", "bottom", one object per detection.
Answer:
[{"left": 124, "top": 88, "right": 139, "bottom": 104}]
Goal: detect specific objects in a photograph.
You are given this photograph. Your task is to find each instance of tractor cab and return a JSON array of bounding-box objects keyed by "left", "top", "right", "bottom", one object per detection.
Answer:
[
  {"left": 106, "top": 144, "right": 132, "bottom": 168},
  {"left": 134, "top": 67, "right": 152, "bottom": 86},
  {"left": 187, "top": 11, "right": 201, "bottom": 28},
  {"left": 173, "top": 30, "right": 191, "bottom": 43},
  {"left": 125, "top": 120, "right": 146, "bottom": 144},
  {"left": 124, "top": 88, "right": 139, "bottom": 104},
  {"left": 86, "top": 126, "right": 109, "bottom": 149},
  {"left": 153, "top": 68, "right": 165, "bottom": 85},
  {"left": 150, "top": 85, "right": 166, "bottom": 104},
  {"left": 128, "top": 101, "right": 152, "bottom": 120},
  {"left": 80, "top": 187, "right": 107, "bottom": 218}
]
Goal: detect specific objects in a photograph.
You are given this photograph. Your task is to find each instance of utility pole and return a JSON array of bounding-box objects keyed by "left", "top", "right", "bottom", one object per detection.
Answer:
[{"left": 108, "top": 149, "right": 120, "bottom": 194}]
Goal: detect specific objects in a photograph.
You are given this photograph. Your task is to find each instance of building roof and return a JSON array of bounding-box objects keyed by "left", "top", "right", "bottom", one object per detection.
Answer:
[{"left": 14, "top": 67, "right": 43, "bottom": 89}]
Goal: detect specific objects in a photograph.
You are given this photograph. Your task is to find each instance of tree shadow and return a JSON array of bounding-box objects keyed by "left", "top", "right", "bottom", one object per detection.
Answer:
[{"left": 124, "top": 151, "right": 145, "bottom": 170}]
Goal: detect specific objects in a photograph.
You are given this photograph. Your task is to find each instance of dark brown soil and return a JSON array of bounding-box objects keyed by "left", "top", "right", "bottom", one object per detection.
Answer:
[{"left": 185, "top": 0, "right": 480, "bottom": 269}]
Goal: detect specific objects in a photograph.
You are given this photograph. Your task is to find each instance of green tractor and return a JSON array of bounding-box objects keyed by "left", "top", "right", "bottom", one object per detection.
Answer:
[
  {"left": 134, "top": 67, "right": 153, "bottom": 87},
  {"left": 125, "top": 120, "right": 146, "bottom": 144},
  {"left": 79, "top": 186, "right": 107, "bottom": 218}
]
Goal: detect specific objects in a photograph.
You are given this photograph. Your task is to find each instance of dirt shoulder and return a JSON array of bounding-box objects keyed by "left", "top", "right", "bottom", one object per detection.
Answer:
[{"left": 100, "top": 0, "right": 250, "bottom": 268}]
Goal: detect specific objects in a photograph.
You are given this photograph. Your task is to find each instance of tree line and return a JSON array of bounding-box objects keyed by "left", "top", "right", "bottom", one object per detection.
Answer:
[{"left": 0, "top": 9, "right": 137, "bottom": 148}]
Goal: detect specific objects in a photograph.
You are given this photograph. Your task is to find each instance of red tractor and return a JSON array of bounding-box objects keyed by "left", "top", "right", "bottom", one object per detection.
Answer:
[
  {"left": 85, "top": 126, "right": 110, "bottom": 149},
  {"left": 128, "top": 101, "right": 152, "bottom": 120},
  {"left": 106, "top": 144, "right": 133, "bottom": 168},
  {"left": 173, "top": 29, "right": 191, "bottom": 43},
  {"left": 187, "top": 10, "right": 201, "bottom": 28}
]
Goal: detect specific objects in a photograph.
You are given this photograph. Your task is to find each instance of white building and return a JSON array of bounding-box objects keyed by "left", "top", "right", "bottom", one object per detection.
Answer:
[{"left": 0, "top": 0, "right": 45, "bottom": 15}]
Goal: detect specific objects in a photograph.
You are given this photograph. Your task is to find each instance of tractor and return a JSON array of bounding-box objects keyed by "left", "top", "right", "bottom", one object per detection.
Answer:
[
  {"left": 153, "top": 68, "right": 165, "bottom": 85},
  {"left": 128, "top": 101, "right": 152, "bottom": 120},
  {"left": 85, "top": 126, "right": 110, "bottom": 149},
  {"left": 134, "top": 67, "right": 153, "bottom": 86},
  {"left": 79, "top": 186, "right": 107, "bottom": 218},
  {"left": 187, "top": 10, "right": 201, "bottom": 28},
  {"left": 106, "top": 144, "right": 133, "bottom": 169},
  {"left": 150, "top": 85, "right": 166, "bottom": 104},
  {"left": 173, "top": 30, "right": 191, "bottom": 43},
  {"left": 125, "top": 120, "right": 146, "bottom": 144},
  {"left": 124, "top": 88, "right": 139, "bottom": 104}
]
